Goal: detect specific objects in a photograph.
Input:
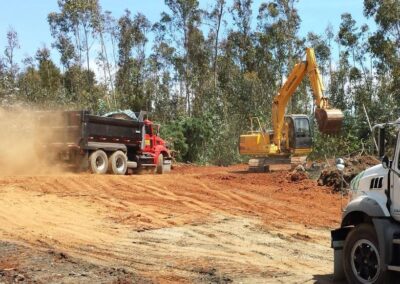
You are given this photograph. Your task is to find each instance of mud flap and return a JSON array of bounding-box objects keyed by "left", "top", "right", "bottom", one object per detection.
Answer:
[
  {"left": 333, "top": 249, "right": 345, "bottom": 280},
  {"left": 163, "top": 159, "right": 172, "bottom": 173},
  {"left": 331, "top": 227, "right": 352, "bottom": 281}
]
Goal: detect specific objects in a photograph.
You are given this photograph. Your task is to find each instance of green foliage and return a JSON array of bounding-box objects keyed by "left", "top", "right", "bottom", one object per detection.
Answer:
[
  {"left": 160, "top": 120, "right": 187, "bottom": 161},
  {"left": 161, "top": 115, "right": 213, "bottom": 163},
  {"left": 310, "top": 113, "right": 373, "bottom": 159}
]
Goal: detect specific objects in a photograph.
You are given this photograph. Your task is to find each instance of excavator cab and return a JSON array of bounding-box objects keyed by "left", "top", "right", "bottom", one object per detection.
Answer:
[{"left": 285, "top": 115, "right": 312, "bottom": 156}]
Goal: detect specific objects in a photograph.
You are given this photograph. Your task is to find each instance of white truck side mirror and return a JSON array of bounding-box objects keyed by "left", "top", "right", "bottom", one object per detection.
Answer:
[{"left": 382, "top": 155, "right": 389, "bottom": 169}]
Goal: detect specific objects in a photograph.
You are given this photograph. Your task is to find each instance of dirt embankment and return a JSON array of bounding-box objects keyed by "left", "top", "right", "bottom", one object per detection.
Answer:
[{"left": 0, "top": 165, "right": 342, "bottom": 283}]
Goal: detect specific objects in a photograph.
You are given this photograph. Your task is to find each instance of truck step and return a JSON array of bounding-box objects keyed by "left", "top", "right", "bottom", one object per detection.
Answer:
[
  {"left": 127, "top": 161, "right": 138, "bottom": 169},
  {"left": 388, "top": 265, "right": 400, "bottom": 272}
]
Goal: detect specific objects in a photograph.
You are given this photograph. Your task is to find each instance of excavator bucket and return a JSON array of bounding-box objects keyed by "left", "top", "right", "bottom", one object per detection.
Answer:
[{"left": 315, "top": 108, "right": 344, "bottom": 134}]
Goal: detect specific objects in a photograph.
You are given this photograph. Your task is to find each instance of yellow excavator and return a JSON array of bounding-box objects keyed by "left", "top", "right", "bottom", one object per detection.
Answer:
[{"left": 239, "top": 48, "right": 343, "bottom": 171}]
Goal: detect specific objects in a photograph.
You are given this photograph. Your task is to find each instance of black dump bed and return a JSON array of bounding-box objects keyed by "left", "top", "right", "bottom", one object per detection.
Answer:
[{"left": 36, "top": 110, "right": 145, "bottom": 151}]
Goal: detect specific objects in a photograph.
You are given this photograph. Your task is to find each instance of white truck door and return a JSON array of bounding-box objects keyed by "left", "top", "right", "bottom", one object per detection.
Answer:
[{"left": 390, "top": 135, "right": 400, "bottom": 222}]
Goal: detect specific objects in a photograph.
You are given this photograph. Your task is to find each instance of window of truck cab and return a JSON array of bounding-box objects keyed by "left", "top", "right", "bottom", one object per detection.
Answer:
[
  {"left": 145, "top": 125, "right": 152, "bottom": 135},
  {"left": 294, "top": 117, "right": 311, "bottom": 137}
]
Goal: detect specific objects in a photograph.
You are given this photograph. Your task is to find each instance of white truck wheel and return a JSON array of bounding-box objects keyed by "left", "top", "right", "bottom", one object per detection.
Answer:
[{"left": 343, "top": 224, "right": 391, "bottom": 284}]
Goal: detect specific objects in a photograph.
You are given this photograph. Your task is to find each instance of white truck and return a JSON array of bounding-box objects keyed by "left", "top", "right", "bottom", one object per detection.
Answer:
[{"left": 332, "top": 121, "right": 400, "bottom": 283}]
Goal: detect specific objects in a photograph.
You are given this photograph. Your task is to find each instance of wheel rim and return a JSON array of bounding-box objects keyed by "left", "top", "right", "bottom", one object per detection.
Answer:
[
  {"left": 115, "top": 156, "right": 125, "bottom": 171},
  {"left": 95, "top": 156, "right": 106, "bottom": 171},
  {"left": 350, "top": 239, "right": 380, "bottom": 283}
]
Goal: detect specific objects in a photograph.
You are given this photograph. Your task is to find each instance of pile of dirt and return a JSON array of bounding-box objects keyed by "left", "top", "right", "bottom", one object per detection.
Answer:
[
  {"left": 288, "top": 171, "right": 309, "bottom": 182},
  {"left": 317, "top": 155, "right": 380, "bottom": 191},
  {"left": 287, "top": 165, "right": 309, "bottom": 182}
]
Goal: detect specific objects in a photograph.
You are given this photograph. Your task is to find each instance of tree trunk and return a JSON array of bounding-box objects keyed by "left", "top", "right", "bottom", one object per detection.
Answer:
[
  {"left": 184, "top": 18, "right": 191, "bottom": 116},
  {"left": 83, "top": 26, "right": 91, "bottom": 93},
  {"left": 213, "top": 1, "right": 225, "bottom": 90},
  {"left": 99, "top": 29, "right": 115, "bottom": 108}
]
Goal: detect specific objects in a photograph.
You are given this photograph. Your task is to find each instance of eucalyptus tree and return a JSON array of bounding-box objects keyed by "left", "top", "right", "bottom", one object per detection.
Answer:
[
  {"left": 364, "top": 0, "right": 400, "bottom": 101},
  {"left": 48, "top": 0, "right": 101, "bottom": 89},
  {"left": 161, "top": 0, "right": 202, "bottom": 115},
  {"left": 257, "top": 0, "right": 301, "bottom": 83},
  {"left": 207, "top": 0, "right": 226, "bottom": 89},
  {"left": 35, "top": 47, "right": 62, "bottom": 98},
  {"left": 115, "top": 10, "right": 151, "bottom": 110},
  {"left": 4, "top": 27, "right": 20, "bottom": 84}
]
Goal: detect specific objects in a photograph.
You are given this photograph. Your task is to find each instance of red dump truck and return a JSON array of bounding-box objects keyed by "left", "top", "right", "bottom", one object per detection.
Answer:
[{"left": 36, "top": 110, "right": 172, "bottom": 175}]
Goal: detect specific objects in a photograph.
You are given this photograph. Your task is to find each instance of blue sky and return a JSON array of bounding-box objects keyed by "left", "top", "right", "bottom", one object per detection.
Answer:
[{"left": 0, "top": 0, "right": 374, "bottom": 66}]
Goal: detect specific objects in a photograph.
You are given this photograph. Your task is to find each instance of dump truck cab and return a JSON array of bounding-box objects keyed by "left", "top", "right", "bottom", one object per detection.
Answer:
[
  {"left": 143, "top": 119, "right": 171, "bottom": 171},
  {"left": 332, "top": 121, "right": 400, "bottom": 283}
]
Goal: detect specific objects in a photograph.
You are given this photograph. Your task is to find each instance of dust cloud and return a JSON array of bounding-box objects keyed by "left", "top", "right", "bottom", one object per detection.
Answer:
[{"left": 0, "top": 108, "right": 67, "bottom": 175}]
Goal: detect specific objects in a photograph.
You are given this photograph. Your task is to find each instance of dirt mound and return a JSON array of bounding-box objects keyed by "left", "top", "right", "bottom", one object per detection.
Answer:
[
  {"left": 287, "top": 171, "right": 309, "bottom": 182},
  {"left": 286, "top": 165, "right": 309, "bottom": 182},
  {"left": 318, "top": 155, "right": 380, "bottom": 191}
]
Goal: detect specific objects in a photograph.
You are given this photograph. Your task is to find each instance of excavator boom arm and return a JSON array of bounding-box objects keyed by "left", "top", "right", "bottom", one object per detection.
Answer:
[
  {"left": 272, "top": 61, "right": 307, "bottom": 146},
  {"left": 305, "top": 48, "right": 327, "bottom": 108},
  {"left": 272, "top": 48, "right": 342, "bottom": 148}
]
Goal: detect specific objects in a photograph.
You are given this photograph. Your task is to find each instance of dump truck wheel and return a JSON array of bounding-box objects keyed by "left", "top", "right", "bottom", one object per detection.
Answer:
[
  {"left": 343, "top": 223, "right": 391, "bottom": 284},
  {"left": 89, "top": 150, "right": 108, "bottom": 174},
  {"left": 108, "top": 151, "right": 127, "bottom": 175},
  {"left": 156, "top": 154, "right": 164, "bottom": 174}
]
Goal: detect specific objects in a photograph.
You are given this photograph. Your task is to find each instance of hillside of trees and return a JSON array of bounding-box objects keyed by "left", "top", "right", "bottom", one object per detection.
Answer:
[{"left": 0, "top": 0, "right": 398, "bottom": 165}]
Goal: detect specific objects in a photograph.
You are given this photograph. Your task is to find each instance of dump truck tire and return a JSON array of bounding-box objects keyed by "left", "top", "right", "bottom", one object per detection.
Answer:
[
  {"left": 343, "top": 223, "right": 393, "bottom": 284},
  {"left": 89, "top": 150, "right": 108, "bottom": 174},
  {"left": 108, "top": 151, "right": 127, "bottom": 175},
  {"left": 156, "top": 154, "right": 164, "bottom": 174}
]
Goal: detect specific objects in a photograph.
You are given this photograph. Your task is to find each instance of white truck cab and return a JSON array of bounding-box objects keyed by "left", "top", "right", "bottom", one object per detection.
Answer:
[{"left": 332, "top": 122, "right": 400, "bottom": 284}]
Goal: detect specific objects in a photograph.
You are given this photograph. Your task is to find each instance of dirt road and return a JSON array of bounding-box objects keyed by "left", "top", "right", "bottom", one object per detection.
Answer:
[{"left": 0, "top": 165, "right": 342, "bottom": 283}]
